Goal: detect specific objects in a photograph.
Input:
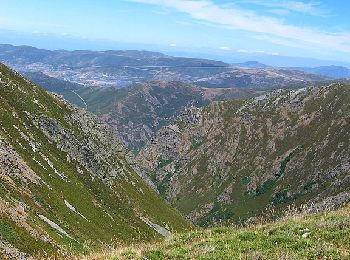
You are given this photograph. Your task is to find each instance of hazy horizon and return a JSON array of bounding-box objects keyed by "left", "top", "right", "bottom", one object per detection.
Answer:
[{"left": 0, "top": 0, "right": 350, "bottom": 67}]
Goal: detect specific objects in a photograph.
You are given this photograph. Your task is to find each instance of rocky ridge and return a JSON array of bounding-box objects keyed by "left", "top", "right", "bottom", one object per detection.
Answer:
[{"left": 137, "top": 83, "right": 350, "bottom": 226}]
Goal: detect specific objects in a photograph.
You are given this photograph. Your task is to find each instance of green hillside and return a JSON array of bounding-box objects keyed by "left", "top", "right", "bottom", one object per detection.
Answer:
[
  {"left": 138, "top": 83, "right": 350, "bottom": 226},
  {"left": 87, "top": 203, "right": 350, "bottom": 259},
  {"left": 0, "top": 63, "right": 192, "bottom": 259}
]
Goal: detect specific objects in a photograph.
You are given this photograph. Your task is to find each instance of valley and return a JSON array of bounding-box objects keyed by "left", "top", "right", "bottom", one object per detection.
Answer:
[
  {"left": 137, "top": 84, "right": 350, "bottom": 226},
  {"left": 2, "top": 1, "right": 350, "bottom": 258},
  {"left": 1, "top": 45, "right": 350, "bottom": 259}
]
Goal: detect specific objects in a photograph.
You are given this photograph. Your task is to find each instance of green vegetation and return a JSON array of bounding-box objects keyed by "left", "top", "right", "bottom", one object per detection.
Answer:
[
  {"left": 87, "top": 203, "right": 350, "bottom": 260},
  {"left": 277, "top": 145, "right": 304, "bottom": 178},
  {"left": 0, "top": 63, "right": 192, "bottom": 258},
  {"left": 255, "top": 179, "right": 276, "bottom": 196},
  {"left": 157, "top": 158, "right": 173, "bottom": 169},
  {"left": 140, "top": 84, "right": 350, "bottom": 227}
]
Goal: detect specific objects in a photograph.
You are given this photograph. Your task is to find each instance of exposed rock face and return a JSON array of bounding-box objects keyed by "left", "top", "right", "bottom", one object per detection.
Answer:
[
  {"left": 34, "top": 110, "right": 128, "bottom": 184},
  {"left": 138, "top": 84, "right": 350, "bottom": 226},
  {"left": 0, "top": 63, "right": 192, "bottom": 258}
]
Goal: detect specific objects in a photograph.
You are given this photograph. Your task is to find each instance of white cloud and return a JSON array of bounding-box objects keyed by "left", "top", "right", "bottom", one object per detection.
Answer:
[
  {"left": 237, "top": 49, "right": 279, "bottom": 56},
  {"left": 219, "top": 46, "right": 231, "bottom": 51},
  {"left": 237, "top": 49, "right": 250, "bottom": 53},
  {"left": 239, "top": 0, "right": 327, "bottom": 16},
  {"left": 127, "top": 0, "right": 350, "bottom": 53},
  {"left": 169, "top": 43, "right": 177, "bottom": 47},
  {"left": 267, "top": 9, "right": 290, "bottom": 16}
]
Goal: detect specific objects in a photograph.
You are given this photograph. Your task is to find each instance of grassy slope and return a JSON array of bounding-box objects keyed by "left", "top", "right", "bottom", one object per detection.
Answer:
[
  {"left": 87, "top": 203, "right": 350, "bottom": 259},
  {"left": 0, "top": 64, "right": 192, "bottom": 258}
]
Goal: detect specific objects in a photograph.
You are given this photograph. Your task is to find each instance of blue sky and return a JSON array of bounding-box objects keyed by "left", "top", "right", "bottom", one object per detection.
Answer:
[{"left": 0, "top": 0, "right": 350, "bottom": 63}]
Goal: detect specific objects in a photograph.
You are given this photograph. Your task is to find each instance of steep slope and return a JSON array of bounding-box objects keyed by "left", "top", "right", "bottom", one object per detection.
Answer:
[
  {"left": 138, "top": 83, "right": 350, "bottom": 226},
  {"left": 101, "top": 81, "right": 260, "bottom": 152},
  {"left": 0, "top": 64, "right": 191, "bottom": 259},
  {"left": 97, "top": 203, "right": 350, "bottom": 259}
]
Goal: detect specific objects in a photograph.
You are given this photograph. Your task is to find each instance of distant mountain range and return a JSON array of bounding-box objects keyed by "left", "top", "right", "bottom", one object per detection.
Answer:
[
  {"left": 234, "top": 62, "right": 350, "bottom": 79},
  {"left": 0, "top": 44, "right": 229, "bottom": 88},
  {"left": 297, "top": 65, "right": 350, "bottom": 79},
  {"left": 0, "top": 44, "right": 338, "bottom": 90},
  {"left": 2, "top": 29, "right": 350, "bottom": 68},
  {"left": 233, "top": 61, "right": 270, "bottom": 68}
]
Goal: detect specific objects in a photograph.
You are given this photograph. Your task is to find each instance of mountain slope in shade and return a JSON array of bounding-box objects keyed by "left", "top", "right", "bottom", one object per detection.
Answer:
[
  {"left": 137, "top": 83, "right": 350, "bottom": 226},
  {"left": 0, "top": 64, "right": 192, "bottom": 259}
]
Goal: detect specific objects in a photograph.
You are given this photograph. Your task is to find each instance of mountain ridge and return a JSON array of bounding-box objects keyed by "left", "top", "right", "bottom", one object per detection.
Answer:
[
  {"left": 137, "top": 83, "right": 350, "bottom": 226},
  {"left": 0, "top": 63, "right": 192, "bottom": 259},
  {"left": 1, "top": 44, "right": 329, "bottom": 89}
]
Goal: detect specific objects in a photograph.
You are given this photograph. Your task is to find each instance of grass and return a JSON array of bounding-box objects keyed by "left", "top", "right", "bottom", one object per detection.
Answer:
[{"left": 81, "top": 203, "right": 350, "bottom": 260}]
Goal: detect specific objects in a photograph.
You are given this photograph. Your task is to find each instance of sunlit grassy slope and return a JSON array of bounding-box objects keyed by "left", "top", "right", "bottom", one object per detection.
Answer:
[
  {"left": 86, "top": 203, "right": 350, "bottom": 260},
  {"left": 0, "top": 63, "right": 192, "bottom": 259}
]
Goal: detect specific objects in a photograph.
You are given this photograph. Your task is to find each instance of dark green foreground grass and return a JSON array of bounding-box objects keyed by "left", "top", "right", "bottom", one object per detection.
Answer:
[{"left": 83, "top": 204, "right": 350, "bottom": 260}]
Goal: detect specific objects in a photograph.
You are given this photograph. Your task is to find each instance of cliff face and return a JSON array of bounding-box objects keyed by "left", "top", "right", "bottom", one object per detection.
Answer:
[
  {"left": 138, "top": 84, "right": 350, "bottom": 226},
  {"left": 0, "top": 64, "right": 191, "bottom": 259}
]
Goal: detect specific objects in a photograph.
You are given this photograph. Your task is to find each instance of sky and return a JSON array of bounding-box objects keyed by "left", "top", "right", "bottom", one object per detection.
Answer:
[{"left": 0, "top": 0, "right": 350, "bottom": 64}]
